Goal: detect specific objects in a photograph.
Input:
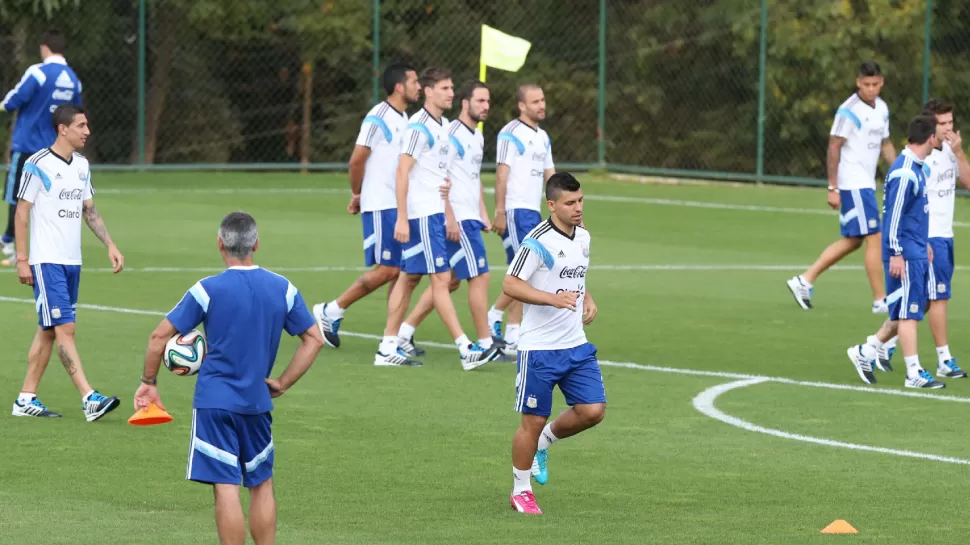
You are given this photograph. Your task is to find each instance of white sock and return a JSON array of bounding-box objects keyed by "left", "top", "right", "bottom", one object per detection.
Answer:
[
  {"left": 477, "top": 337, "right": 493, "bottom": 349},
  {"left": 398, "top": 322, "right": 416, "bottom": 341},
  {"left": 885, "top": 335, "right": 898, "bottom": 349},
  {"left": 798, "top": 275, "right": 813, "bottom": 288},
  {"left": 82, "top": 390, "right": 94, "bottom": 402},
  {"left": 326, "top": 300, "right": 345, "bottom": 320},
  {"left": 379, "top": 336, "right": 398, "bottom": 353},
  {"left": 865, "top": 335, "right": 884, "bottom": 352},
  {"left": 488, "top": 306, "right": 504, "bottom": 323},
  {"left": 512, "top": 467, "right": 532, "bottom": 494},
  {"left": 18, "top": 392, "right": 35, "bottom": 404},
  {"left": 904, "top": 355, "right": 921, "bottom": 378},
  {"left": 455, "top": 334, "right": 471, "bottom": 352},
  {"left": 537, "top": 424, "right": 558, "bottom": 450},
  {"left": 506, "top": 324, "right": 520, "bottom": 344},
  {"left": 937, "top": 345, "right": 952, "bottom": 365}
]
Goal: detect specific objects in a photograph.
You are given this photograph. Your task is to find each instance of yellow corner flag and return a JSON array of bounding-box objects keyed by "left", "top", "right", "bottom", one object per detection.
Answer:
[{"left": 479, "top": 25, "right": 531, "bottom": 130}]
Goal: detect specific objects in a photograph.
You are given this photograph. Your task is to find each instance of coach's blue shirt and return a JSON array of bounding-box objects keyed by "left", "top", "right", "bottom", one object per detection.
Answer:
[
  {"left": 167, "top": 266, "right": 316, "bottom": 415},
  {"left": 1, "top": 56, "right": 83, "bottom": 153},
  {"left": 882, "top": 147, "right": 929, "bottom": 261}
]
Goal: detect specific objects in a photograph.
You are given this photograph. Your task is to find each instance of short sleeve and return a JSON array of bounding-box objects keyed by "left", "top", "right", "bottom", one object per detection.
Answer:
[
  {"left": 82, "top": 171, "right": 94, "bottom": 200},
  {"left": 544, "top": 138, "right": 555, "bottom": 170},
  {"left": 17, "top": 162, "right": 46, "bottom": 203},
  {"left": 284, "top": 281, "right": 315, "bottom": 336},
  {"left": 882, "top": 111, "right": 891, "bottom": 139},
  {"left": 830, "top": 107, "right": 859, "bottom": 139},
  {"left": 507, "top": 237, "right": 554, "bottom": 282},
  {"left": 167, "top": 281, "right": 207, "bottom": 335},
  {"left": 402, "top": 123, "right": 430, "bottom": 158},
  {"left": 497, "top": 131, "right": 522, "bottom": 167},
  {"left": 356, "top": 115, "right": 388, "bottom": 149}
]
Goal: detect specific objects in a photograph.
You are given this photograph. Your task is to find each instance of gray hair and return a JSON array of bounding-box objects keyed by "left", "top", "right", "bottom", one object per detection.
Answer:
[{"left": 218, "top": 211, "right": 258, "bottom": 259}]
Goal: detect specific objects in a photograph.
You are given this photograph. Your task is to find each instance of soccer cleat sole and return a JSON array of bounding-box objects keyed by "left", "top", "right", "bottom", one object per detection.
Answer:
[
  {"left": 875, "top": 358, "right": 893, "bottom": 373},
  {"left": 786, "top": 280, "right": 812, "bottom": 310},
  {"left": 11, "top": 406, "right": 62, "bottom": 418},
  {"left": 85, "top": 396, "right": 120, "bottom": 422},
  {"left": 937, "top": 370, "right": 968, "bottom": 379},
  {"left": 905, "top": 380, "right": 946, "bottom": 389},
  {"left": 322, "top": 332, "right": 341, "bottom": 349},
  {"left": 846, "top": 347, "right": 876, "bottom": 385},
  {"left": 373, "top": 353, "right": 423, "bottom": 367}
]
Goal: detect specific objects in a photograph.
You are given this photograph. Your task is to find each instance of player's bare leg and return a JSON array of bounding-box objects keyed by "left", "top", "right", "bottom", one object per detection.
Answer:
[
  {"left": 12, "top": 327, "right": 62, "bottom": 417},
  {"left": 467, "top": 272, "right": 493, "bottom": 343},
  {"left": 396, "top": 273, "right": 459, "bottom": 355},
  {"left": 511, "top": 413, "right": 546, "bottom": 514},
  {"left": 545, "top": 403, "right": 607, "bottom": 440},
  {"left": 213, "top": 484, "right": 247, "bottom": 545},
  {"left": 429, "top": 271, "right": 501, "bottom": 369},
  {"left": 788, "top": 237, "right": 862, "bottom": 310},
  {"left": 248, "top": 478, "right": 276, "bottom": 545},
  {"left": 863, "top": 233, "right": 887, "bottom": 308},
  {"left": 375, "top": 272, "right": 423, "bottom": 366},
  {"left": 53, "top": 323, "right": 120, "bottom": 420},
  {"left": 315, "top": 265, "right": 399, "bottom": 348},
  {"left": 488, "top": 292, "right": 512, "bottom": 336}
]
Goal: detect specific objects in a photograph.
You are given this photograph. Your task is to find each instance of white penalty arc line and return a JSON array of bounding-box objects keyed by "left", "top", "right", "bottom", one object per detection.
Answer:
[{"left": 692, "top": 378, "right": 970, "bottom": 465}]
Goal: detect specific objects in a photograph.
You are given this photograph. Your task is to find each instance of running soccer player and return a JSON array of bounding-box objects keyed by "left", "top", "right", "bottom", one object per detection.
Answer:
[
  {"left": 134, "top": 211, "right": 324, "bottom": 545},
  {"left": 11, "top": 104, "right": 123, "bottom": 420},
  {"left": 505, "top": 172, "right": 604, "bottom": 515},
  {"left": 787, "top": 60, "right": 896, "bottom": 313},
  {"left": 846, "top": 115, "right": 944, "bottom": 389},
  {"left": 312, "top": 63, "right": 421, "bottom": 349},
  {"left": 488, "top": 84, "right": 555, "bottom": 353},
  {"left": 2, "top": 28, "right": 83, "bottom": 261},
  {"left": 374, "top": 68, "right": 502, "bottom": 369},
  {"left": 395, "top": 81, "right": 502, "bottom": 356}
]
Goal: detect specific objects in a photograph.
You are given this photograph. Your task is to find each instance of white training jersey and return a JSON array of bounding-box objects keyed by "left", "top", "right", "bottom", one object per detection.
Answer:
[
  {"left": 446, "top": 119, "right": 485, "bottom": 222},
  {"left": 497, "top": 119, "right": 554, "bottom": 212},
  {"left": 401, "top": 108, "right": 452, "bottom": 219},
  {"left": 17, "top": 148, "right": 94, "bottom": 266},
  {"left": 830, "top": 94, "right": 890, "bottom": 191},
  {"left": 507, "top": 219, "right": 590, "bottom": 351},
  {"left": 926, "top": 142, "right": 960, "bottom": 239},
  {"left": 355, "top": 101, "right": 409, "bottom": 212}
]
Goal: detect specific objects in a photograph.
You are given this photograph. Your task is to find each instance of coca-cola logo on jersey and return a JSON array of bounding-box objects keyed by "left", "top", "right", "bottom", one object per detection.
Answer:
[
  {"left": 59, "top": 188, "right": 83, "bottom": 201},
  {"left": 559, "top": 265, "right": 587, "bottom": 279}
]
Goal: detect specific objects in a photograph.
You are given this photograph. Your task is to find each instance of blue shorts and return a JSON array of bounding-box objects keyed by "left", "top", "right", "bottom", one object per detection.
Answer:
[
  {"left": 514, "top": 343, "right": 607, "bottom": 418},
  {"left": 886, "top": 259, "right": 928, "bottom": 321},
  {"left": 187, "top": 409, "right": 274, "bottom": 488},
  {"left": 502, "top": 209, "right": 543, "bottom": 264},
  {"left": 31, "top": 263, "right": 80, "bottom": 329},
  {"left": 928, "top": 237, "right": 954, "bottom": 301},
  {"left": 401, "top": 213, "right": 450, "bottom": 275},
  {"left": 839, "top": 189, "right": 880, "bottom": 237},
  {"left": 362, "top": 209, "right": 402, "bottom": 268},
  {"left": 447, "top": 220, "right": 489, "bottom": 280}
]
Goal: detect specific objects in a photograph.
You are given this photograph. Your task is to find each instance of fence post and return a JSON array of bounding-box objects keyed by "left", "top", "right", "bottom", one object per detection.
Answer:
[
  {"left": 372, "top": 0, "right": 381, "bottom": 105},
  {"left": 755, "top": 0, "right": 767, "bottom": 183},
  {"left": 597, "top": 0, "right": 606, "bottom": 168},
  {"left": 137, "top": 0, "right": 146, "bottom": 166},
  {"left": 922, "top": 0, "right": 932, "bottom": 104}
]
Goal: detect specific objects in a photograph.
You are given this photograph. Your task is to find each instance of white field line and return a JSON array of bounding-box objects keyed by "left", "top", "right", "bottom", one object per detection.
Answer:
[
  {"left": 692, "top": 378, "right": 970, "bottom": 465},
  {"left": 91, "top": 185, "right": 970, "bottom": 228}
]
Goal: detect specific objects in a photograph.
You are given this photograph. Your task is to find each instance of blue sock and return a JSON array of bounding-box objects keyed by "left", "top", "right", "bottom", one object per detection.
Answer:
[{"left": 1, "top": 234, "right": 12, "bottom": 244}]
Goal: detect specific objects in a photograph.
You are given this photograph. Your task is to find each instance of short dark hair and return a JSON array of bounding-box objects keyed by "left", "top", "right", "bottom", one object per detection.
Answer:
[
  {"left": 218, "top": 211, "right": 259, "bottom": 259},
  {"left": 51, "top": 103, "right": 84, "bottom": 130},
  {"left": 922, "top": 98, "right": 954, "bottom": 117},
  {"left": 458, "top": 80, "right": 488, "bottom": 103},
  {"left": 419, "top": 67, "right": 451, "bottom": 90},
  {"left": 516, "top": 83, "right": 541, "bottom": 103},
  {"left": 858, "top": 60, "right": 882, "bottom": 78},
  {"left": 382, "top": 63, "right": 414, "bottom": 96},
  {"left": 41, "top": 28, "right": 66, "bottom": 55},
  {"left": 545, "top": 172, "right": 582, "bottom": 201},
  {"left": 907, "top": 115, "right": 937, "bottom": 144}
]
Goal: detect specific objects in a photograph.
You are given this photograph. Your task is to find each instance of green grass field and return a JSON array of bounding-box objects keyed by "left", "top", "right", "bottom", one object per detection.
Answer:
[{"left": 3, "top": 172, "right": 970, "bottom": 544}]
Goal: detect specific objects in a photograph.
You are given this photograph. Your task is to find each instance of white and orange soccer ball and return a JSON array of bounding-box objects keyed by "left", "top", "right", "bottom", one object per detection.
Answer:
[{"left": 163, "top": 329, "right": 208, "bottom": 376}]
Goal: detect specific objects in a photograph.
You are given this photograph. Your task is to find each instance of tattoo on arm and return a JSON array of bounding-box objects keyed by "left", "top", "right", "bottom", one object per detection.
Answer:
[
  {"left": 82, "top": 202, "right": 111, "bottom": 246},
  {"left": 58, "top": 344, "right": 77, "bottom": 376}
]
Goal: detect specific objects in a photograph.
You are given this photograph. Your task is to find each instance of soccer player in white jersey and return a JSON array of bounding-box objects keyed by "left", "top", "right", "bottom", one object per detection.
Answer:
[
  {"left": 395, "top": 81, "right": 504, "bottom": 357},
  {"left": 504, "top": 173, "right": 604, "bottom": 515},
  {"left": 787, "top": 61, "right": 896, "bottom": 313},
  {"left": 11, "top": 104, "right": 124, "bottom": 421},
  {"left": 312, "top": 64, "right": 421, "bottom": 350},
  {"left": 374, "top": 68, "right": 502, "bottom": 369},
  {"left": 488, "top": 84, "right": 555, "bottom": 352},
  {"left": 878, "top": 100, "right": 970, "bottom": 378}
]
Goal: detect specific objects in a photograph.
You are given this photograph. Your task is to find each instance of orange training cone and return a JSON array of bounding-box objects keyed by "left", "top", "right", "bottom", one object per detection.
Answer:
[
  {"left": 128, "top": 403, "right": 173, "bottom": 426},
  {"left": 820, "top": 520, "right": 858, "bottom": 534}
]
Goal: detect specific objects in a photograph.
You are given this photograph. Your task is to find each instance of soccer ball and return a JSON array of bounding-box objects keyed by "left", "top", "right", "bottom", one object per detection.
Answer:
[{"left": 163, "top": 329, "right": 207, "bottom": 376}]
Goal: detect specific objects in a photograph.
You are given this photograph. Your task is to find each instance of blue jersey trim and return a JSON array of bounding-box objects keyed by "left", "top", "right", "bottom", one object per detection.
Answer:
[
  {"left": 407, "top": 123, "right": 435, "bottom": 149},
  {"left": 521, "top": 237, "right": 555, "bottom": 269},
  {"left": 363, "top": 115, "right": 393, "bottom": 143}
]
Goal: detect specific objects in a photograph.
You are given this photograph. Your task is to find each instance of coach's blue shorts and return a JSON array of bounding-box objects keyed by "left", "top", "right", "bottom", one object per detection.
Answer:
[
  {"left": 514, "top": 343, "right": 607, "bottom": 418},
  {"left": 31, "top": 263, "right": 80, "bottom": 329},
  {"left": 839, "top": 189, "right": 880, "bottom": 238},
  {"left": 928, "top": 237, "right": 954, "bottom": 301},
  {"left": 187, "top": 409, "right": 274, "bottom": 488},
  {"left": 502, "top": 209, "right": 543, "bottom": 264},
  {"left": 401, "top": 213, "right": 450, "bottom": 275},
  {"left": 447, "top": 220, "right": 489, "bottom": 280},
  {"left": 886, "top": 258, "right": 928, "bottom": 321},
  {"left": 361, "top": 209, "right": 402, "bottom": 268}
]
